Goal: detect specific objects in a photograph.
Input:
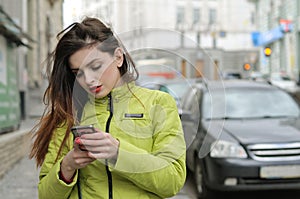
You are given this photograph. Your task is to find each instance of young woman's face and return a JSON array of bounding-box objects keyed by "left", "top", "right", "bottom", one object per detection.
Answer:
[{"left": 69, "top": 46, "right": 124, "bottom": 98}]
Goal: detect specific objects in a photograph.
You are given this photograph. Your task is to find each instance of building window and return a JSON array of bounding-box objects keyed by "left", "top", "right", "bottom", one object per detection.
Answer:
[
  {"left": 177, "top": 6, "right": 185, "bottom": 24},
  {"left": 193, "top": 8, "right": 200, "bottom": 25},
  {"left": 251, "top": 12, "right": 255, "bottom": 25},
  {"left": 209, "top": 8, "right": 216, "bottom": 25}
]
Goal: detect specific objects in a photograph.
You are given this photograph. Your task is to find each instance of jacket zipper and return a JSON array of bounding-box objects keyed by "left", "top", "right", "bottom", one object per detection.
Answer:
[{"left": 105, "top": 93, "right": 113, "bottom": 199}]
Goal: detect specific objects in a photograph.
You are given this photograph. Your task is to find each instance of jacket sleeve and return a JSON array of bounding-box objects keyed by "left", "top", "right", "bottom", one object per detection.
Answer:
[
  {"left": 38, "top": 125, "right": 78, "bottom": 199},
  {"left": 111, "top": 92, "right": 186, "bottom": 198}
]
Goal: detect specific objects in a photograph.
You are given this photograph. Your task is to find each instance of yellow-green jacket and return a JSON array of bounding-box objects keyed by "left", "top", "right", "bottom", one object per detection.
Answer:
[{"left": 38, "top": 83, "right": 186, "bottom": 199}]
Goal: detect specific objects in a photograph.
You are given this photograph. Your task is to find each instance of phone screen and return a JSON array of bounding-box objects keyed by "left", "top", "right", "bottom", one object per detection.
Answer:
[{"left": 71, "top": 125, "right": 95, "bottom": 138}]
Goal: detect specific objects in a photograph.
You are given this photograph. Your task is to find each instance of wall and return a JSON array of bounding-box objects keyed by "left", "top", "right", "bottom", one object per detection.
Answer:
[{"left": 0, "top": 129, "right": 31, "bottom": 178}]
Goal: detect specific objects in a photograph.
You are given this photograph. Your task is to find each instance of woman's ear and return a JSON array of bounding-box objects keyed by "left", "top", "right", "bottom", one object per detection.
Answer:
[{"left": 114, "top": 48, "right": 124, "bottom": 68}]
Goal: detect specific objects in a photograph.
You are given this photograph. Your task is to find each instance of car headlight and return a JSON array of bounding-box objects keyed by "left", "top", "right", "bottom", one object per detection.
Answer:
[{"left": 210, "top": 140, "right": 247, "bottom": 158}]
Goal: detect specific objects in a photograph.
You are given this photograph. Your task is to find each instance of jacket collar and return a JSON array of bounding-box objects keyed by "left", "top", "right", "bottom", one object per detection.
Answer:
[{"left": 89, "top": 81, "right": 136, "bottom": 105}]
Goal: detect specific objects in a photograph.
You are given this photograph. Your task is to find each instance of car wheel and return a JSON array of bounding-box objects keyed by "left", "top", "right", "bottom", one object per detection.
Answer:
[{"left": 194, "top": 159, "right": 213, "bottom": 199}]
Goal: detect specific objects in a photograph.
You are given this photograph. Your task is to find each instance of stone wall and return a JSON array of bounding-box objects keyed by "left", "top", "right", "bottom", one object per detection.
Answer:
[{"left": 0, "top": 130, "right": 31, "bottom": 178}]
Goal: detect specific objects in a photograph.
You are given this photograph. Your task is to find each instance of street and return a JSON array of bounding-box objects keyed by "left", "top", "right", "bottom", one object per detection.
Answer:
[
  {"left": 180, "top": 168, "right": 300, "bottom": 199},
  {"left": 1, "top": 0, "right": 300, "bottom": 198}
]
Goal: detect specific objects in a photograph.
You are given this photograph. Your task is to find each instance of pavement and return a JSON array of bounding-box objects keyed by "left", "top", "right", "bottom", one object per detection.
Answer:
[
  {"left": 0, "top": 119, "right": 39, "bottom": 199},
  {"left": 0, "top": 156, "right": 39, "bottom": 199}
]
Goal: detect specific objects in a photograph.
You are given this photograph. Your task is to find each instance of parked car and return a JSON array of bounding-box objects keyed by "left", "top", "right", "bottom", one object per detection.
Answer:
[
  {"left": 221, "top": 70, "right": 242, "bottom": 80},
  {"left": 181, "top": 80, "right": 300, "bottom": 198},
  {"left": 249, "top": 71, "right": 268, "bottom": 82},
  {"left": 136, "top": 77, "right": 202, "bottom": 113},
  {"left": 269, "top": 72, "right": 298, "bottom": 92}
]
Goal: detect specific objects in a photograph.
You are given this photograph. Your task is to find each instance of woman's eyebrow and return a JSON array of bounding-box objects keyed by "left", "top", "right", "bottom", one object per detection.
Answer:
[
  {"left": 86, "top": 58, "right": 103, "bottom": 67},
  {"left": 70, "top": 58, "right": 103, "bottom": 71}
]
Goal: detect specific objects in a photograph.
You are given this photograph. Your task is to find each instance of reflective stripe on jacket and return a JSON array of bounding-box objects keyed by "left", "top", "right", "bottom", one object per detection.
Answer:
[{"left": 38, "top": 82, "right": 186, "bottom": 199}]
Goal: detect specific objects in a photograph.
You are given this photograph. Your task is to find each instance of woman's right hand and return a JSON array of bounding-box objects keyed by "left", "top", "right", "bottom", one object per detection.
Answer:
[{"left": 60, "top": 138, "right": 96, "bottom": 181}]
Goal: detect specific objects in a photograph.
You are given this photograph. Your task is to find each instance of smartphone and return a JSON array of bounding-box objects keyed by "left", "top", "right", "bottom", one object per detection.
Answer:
[{"left": 71, "top": 125, "right": 95, "bottom": 138}]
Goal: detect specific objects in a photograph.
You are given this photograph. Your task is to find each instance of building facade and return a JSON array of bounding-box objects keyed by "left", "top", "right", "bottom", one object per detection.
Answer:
[
  {"left": 27, "top": 0, "right": 64, "bottom": 88},
  {"left": 0, "top": 0, "right": 64, "bottom": 119},
  {"left": 0, "top": 4, "right": 29, "bottom": 130},
  {"left": 250, "top": 0, "right": 300, "bottom": 80},
  {"left": 64, "top": 0, "right": 257, "bottom": 80}
]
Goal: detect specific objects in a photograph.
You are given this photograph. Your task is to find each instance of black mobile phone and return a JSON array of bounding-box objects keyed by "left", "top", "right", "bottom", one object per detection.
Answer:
[{"left": 71, "top": 125, "right": 95, "bottom": 138}]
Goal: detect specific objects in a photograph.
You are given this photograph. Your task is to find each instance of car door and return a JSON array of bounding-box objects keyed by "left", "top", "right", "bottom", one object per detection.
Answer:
[{"left": 181, "top": 86, "right": 201, "bottom": 168}]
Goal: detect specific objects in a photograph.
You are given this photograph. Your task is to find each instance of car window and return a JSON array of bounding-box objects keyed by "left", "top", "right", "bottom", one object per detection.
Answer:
[
  {"left": 159, "top": 85, "right": 169, "bottom": 93},
  {"left": 202, "top": 88, "right": 300, "bottom": 119},
  {"left": 161, "top": 82, "right": 191, "bottom": 101},
  {"left": 181, "top": 87, "right": 201, "bottom": 122},
  {"left": 182, "top": 87, "right": 198, "bottom": 111},
  {"left": 191, "top": 89, "right": 201, "bottom": 119}
]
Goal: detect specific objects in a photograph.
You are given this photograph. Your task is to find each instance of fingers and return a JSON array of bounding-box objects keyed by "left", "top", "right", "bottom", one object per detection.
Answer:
[
  {"left": 63, "top": 149, "right": 95, "bottom": 171},
  {"left": 74, "top": 157, "right": 95, "bottom": 167},
  {"left": 87, "top": 151, "right": 107, "bottom": 159},
  {"left": 74, "top": 137, "right": 89, "bottom": 151},
  {"left": 80, "top": 132, "right": 113, "bottom": 148},
  {"left": 80, "top": 130, "right": 106, "bottom": 140},
  {"left": 78, "top": 132, "right": 119, "bottom": 160}
]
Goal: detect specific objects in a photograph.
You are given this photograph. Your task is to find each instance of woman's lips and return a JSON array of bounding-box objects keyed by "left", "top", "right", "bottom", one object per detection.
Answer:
[{"left": 89, "top": 85, "right": 102, "bottom": 93}]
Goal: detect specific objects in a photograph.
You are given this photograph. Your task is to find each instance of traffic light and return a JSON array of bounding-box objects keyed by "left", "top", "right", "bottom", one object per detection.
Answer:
[
  {"left": 264, "top": 47, "right": 272, "bottom": 57},
  {"left": 243, "top": 63, "right": 252, "bottom": 71}
]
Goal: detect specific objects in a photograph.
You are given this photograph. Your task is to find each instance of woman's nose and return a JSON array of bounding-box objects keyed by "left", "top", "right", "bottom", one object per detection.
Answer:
[{"left": 84, "top": 72, "right": 96, "bottom": 85}]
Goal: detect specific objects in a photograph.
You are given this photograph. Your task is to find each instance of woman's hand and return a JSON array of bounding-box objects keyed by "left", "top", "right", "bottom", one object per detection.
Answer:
[
  {"left": 60, "top": 140, "right": 96, "bottom": 181},
  {"left": 79, "top": 128, "right": 120, "bottom": 163}
]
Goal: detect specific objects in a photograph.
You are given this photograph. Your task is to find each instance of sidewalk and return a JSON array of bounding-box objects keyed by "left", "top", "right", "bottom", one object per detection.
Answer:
[
  {"left": 0, "top": 118, "right": 39, "bottom": 199},
  {"left": 0, "top": 156, "right": 39, "bottom": 199}
]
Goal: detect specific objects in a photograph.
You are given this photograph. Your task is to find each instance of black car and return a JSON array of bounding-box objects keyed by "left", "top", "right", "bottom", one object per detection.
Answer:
[
  {"left": 136, "top": 77, "right": 202, "bottom": 113},
  {"left": 181, "top": 80, "right": 300, "bottom": 198}
]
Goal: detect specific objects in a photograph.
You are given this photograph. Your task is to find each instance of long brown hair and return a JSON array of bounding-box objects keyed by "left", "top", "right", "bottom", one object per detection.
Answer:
[{"left": 30, "top": 17, "right": 138, "bottom": 167}]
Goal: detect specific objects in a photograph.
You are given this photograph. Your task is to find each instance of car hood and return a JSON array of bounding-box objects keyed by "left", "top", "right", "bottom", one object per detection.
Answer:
[
  {"left": 271, "top": 80, "right": 296, "bottom": 90},
  {"left": 206, "top": 118, "right": 300, "bottom": 144}
]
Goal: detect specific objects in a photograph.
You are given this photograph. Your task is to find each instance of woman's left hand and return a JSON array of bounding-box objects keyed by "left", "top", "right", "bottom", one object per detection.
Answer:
[{"left": 78, "top": 128, "right": 120, "bottom": 162}]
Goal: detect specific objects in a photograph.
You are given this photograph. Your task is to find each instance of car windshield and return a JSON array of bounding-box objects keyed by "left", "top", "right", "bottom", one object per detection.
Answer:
[
  {"left": 161, "top": 82, "right": 188, "bottom": 100},
  {"left": 203, "top": 88, "right": 300, "bottom": 119}
]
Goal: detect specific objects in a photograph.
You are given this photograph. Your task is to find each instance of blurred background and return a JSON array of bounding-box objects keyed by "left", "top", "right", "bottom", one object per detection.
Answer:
[
  {"left": 1, "top": 0, "right": 299, "bottom": 128},
  {"left": 1, "top": 0, "right": 300, "bottom": 199}
]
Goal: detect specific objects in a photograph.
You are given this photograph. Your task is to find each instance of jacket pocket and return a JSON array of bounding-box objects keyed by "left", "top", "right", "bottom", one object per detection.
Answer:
[{"left": 114, "top": 112, "right": 153, "bottom": 139}]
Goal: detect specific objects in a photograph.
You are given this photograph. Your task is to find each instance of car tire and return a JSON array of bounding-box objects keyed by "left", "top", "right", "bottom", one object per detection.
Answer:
[{"left": 194, "top": 159, "right": 214, "bottom": 199}]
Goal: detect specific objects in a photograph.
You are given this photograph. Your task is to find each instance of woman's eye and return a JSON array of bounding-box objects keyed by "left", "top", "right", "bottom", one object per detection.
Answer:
[{"left": 92, "top": 65, "right": 101, "bottom": 71}]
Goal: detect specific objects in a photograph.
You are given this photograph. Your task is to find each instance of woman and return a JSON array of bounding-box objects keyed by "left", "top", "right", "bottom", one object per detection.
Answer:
[{"left": 30, "top": 17, "right": 186, "bottom": 199}]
